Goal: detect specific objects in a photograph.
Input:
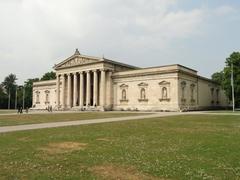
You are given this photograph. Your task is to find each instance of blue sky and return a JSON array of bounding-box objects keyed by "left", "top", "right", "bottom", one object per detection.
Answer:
[{"left": 0, "top": 0, "right": 239, "bottom": 84}]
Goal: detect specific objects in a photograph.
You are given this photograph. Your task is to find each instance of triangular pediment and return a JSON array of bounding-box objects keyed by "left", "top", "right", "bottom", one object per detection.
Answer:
[
  {"left": 54, "top": 49, "right": 138, "bottom": 70},
  {"left": 55, "top": 55, "right": 100, "bottom": 69},
  {"left": 54, "top": 49, "right": 103, "bottom": 69}
]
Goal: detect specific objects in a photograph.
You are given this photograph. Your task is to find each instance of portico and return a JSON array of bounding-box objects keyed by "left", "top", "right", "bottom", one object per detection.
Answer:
[{"left": 56, "top": 69, "right": 109, "bottom": 110}]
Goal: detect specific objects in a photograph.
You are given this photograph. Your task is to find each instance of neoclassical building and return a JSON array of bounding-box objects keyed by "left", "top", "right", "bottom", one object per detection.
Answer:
[{"left": 32, "top": 49, "right": 229, "bottom": 111}]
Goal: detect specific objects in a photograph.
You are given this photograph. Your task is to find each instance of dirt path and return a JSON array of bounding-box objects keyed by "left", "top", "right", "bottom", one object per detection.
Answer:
[{"left": 0, "top": 111, "right": 238, "bottom": 134}]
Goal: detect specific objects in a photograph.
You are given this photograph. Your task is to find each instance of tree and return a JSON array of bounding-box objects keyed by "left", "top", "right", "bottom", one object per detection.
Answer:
[
  {"left": 212, "top": 71, "right": 224, "bottom": 85},
  {"left": 41, "top": 71, "right": 56, "bottom": 81},
  {"left": 1, "top": 74, "right": 17, "bottom": 109},
  {"left": 212, "top": 52, "right": 240, "bottom": 107},
  {"left": 0, "top": 85, "right": 8, "bottom": 109},
  {"left": 0, "top": 71, "right": 55, "bottom": 109}
]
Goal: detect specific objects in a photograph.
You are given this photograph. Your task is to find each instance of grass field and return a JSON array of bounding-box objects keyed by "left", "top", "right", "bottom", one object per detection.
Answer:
[
  {"left": 0, "top": 110, "right": 16, "bottom": 114},
  {"left": 0, "top": 114, "right": 239, "bottom": 179},
  {"left": 209, "top": 110, "right": 240, "bottom": 114},
  {"left": 0, "top": 112, "right": 147, "bottom": 127}
]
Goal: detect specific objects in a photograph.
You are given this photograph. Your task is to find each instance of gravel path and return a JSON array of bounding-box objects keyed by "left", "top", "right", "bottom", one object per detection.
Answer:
[
  {"left": 0, "top": 112, "right": 184, "bottom": 133},
  {"left": 0, "top": 111, "right": 239, "bottom": 133}
]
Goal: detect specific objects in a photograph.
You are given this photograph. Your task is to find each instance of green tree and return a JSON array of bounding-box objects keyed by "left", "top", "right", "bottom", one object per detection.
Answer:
[
  {"left": 212, "top": 52, "right": 240, "bottom": 107},
  {"left": 212, "top": 71, "right": 224, "bottom": 84},
  {"left": 41, "top": 71, "right": 56, "bottom": 81},
  {"left": 1, "top": 74, "right": 17, "bottom": 109},
  {"left": 0, "top": 85, "right": 8, "bottom": 109}
]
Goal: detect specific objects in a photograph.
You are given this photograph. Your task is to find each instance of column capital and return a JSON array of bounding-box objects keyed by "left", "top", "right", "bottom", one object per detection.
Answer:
[
  {"left": 100, "top": 69, "right": 106, "bottom": 72},
  {"left": 79, "top": 71, "right": 84, "bottom": 74},
  {"left": 72, "top": 72, "right": 77, "bottom": 75},
  {"left": 67, "top": 73, "right": 71, "bottom": 76},
  {"left": 108, "top": 71, "right": 113, "bottom": 78}
]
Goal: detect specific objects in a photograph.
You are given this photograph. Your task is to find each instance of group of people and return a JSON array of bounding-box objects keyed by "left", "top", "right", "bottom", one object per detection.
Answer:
[
  {"left": 46, "top": 105, "right": 53, "bottom": 112},
  {"left": 17, "top": 105, "right": 53, "bottom": 114},
  {"left": 17, "top": 106, "right": 28, "bottom": 114}
]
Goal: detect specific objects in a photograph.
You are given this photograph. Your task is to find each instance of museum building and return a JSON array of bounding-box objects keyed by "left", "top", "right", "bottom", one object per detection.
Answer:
[{"left": 32, "top": 49, "right": 229, "bottom": 111}]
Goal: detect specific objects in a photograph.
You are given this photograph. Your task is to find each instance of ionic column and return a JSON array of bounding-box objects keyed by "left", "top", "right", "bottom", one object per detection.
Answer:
[
  {"left": 67, "top": 73, "right": 72, "bottom": 108},
  {"left": 93, "top": 70, "right": 98, "bottom": 106},
  {"left": 86, "top": 71, "right": 91, "bottom": 106},
  {"left": 61, "top": 74, "right": 66, "bottom": 109},
  {"left": 56, "top": 74, "right": 60, "bottom": 109},
  {"left": 100, "top": 69, "right": 106, "bottom": 106},
  {"left": 73, "top": 72, "right": 78, "bottom": 107},
  {"left": 108, "top": 71, "right": 113, "bottom": 106},
  {"left": 79, "top": 72, "right": 84, "bottom": 107}
]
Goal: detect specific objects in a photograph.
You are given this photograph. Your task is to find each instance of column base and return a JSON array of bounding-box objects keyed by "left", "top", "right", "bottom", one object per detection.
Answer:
[
  {"left": 70, "top": 106, "right": 104, "bottom": 111},
  {"left": 55, "top": 106, "right": 112, "bottom": 112}
]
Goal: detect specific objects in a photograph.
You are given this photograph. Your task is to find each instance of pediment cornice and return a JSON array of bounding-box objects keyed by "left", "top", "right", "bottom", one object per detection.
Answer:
[
  {"left": 53, "top": 49, "right": 138, "bottom": 71},
  {"left": 54, "top": 54, "right": 101, "bottom": 70}
]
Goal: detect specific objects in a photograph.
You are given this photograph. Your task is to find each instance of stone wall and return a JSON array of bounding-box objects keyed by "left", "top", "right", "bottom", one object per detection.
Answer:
[
  {"left": 32, "top": 80, "right": 57, "bottom": 110},
  {"left": 178, "top": 73, "right": 229, "bottom": 111},
  {"left": 113, "top": 72, "right": 179, "bottom": 111}
]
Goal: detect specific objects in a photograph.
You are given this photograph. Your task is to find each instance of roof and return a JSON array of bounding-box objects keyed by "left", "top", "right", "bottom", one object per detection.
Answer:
[
  {"left": 112, "top": 64, "right": 198, "bottom": 78},
  {"left": 53, "top": 49, "right": 138, "bottom": 70}
]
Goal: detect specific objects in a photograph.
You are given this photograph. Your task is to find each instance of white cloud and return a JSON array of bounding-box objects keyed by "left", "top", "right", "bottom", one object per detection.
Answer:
[
  {"left": 214, "top": 5, "right": 236, "bottom": 16},
  {"left": 0, "top": 0, "right": 233, "bottom": 83}
]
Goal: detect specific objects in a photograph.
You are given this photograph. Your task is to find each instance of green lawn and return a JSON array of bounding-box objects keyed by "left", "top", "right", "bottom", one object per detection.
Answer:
[
  {"left": 0, "top": 115, "right": 239, "bottom": 179},
  {"left": 0, "top": 110, "right": 16, "bottom": 114},
  {"left": 0, "top": 112, "right": 146, "bottom": 126},
  {"left": 208, "top": 110, "right": 240, "bottom": 114}
]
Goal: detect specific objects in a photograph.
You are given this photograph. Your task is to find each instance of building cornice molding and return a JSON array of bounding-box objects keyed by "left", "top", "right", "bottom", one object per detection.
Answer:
[
  {"left": 53, "top": 52, "right": 138, "bottom": 71},
  {"left": 33, "top": 80, "right": 56, "bottom": 87},
  {"left": 113, "top": 69, "right": 179, "bottom": 79}
]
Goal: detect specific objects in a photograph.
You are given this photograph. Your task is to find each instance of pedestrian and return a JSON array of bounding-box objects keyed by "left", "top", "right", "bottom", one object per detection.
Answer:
[
  {"left": 17, "top": 106, "right": 20, "bottom": 114},
  {"left": 26, "top": 107, "right": 29, "bottom": 113},
  {"left": 20, "top": 106, "right": 23, "bottom": 114}
]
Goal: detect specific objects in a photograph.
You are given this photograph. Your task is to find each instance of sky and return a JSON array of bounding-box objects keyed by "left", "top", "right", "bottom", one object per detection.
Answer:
[{"left": 0, "top": 0, "right": 239, "bottom": 84}]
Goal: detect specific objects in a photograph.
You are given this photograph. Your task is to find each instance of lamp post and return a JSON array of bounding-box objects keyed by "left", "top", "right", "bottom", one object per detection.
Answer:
[
  {"left": 15, "top": 86, "right": 18, "bottom": 109},
  {"left": 231, "top": 63, "right": 235, "bottom": 112}
]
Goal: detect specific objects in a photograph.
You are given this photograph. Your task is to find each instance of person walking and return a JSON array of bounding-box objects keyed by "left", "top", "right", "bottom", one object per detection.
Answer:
[
  {"left": 20, "top": 106, "right": 23, "bottom": 114},
  {"left": 17, "top": 105, "right": 20, "bottom": 114}
]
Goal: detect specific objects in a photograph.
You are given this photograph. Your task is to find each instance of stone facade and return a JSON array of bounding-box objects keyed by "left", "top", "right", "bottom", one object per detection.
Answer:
[{"left": 32, "top": 49, "right": 229, "bottom": 111}]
